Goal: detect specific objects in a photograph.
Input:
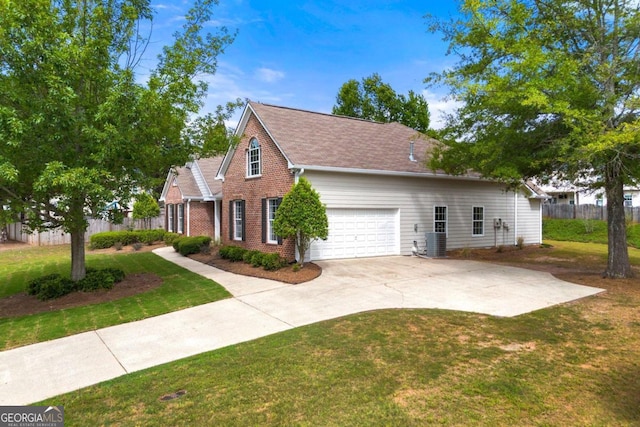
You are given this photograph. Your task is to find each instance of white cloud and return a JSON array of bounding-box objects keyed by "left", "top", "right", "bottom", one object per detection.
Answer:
[
  {"left": 255, "top": 67, "right": 285, "bottom": 83},
  {"left": 422, "top": 89, "right": 462, "bottom": 130}
]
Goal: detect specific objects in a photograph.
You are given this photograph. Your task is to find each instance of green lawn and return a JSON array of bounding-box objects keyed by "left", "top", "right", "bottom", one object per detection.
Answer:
[
  {"left": 34, "top": 240, "right": 640, "bottom": 426},
  {"left": 543, "top": 218, "right": 640, "bottom": 248},
  {"left": 0, "top": 245, "right": 230, "bottom": 350}
]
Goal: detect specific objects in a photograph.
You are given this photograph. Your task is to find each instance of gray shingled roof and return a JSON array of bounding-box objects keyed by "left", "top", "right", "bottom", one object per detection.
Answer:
[
  {"left": 172, "top": 156, "right": 224, "bottom": 200},
  {"left": 173, "top": 163, "right": 201, "bottom": 198},
  {"left": 249, "top": 102, "right": 438, "bottom": 174},
  {"left": 197, "top": 156, "right": 223, "bottom": 196}
]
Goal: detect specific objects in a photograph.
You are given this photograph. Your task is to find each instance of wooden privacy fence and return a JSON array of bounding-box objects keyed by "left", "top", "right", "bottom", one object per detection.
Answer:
[
  {"left": 543, "top": 204, "right": 640, "bottom": 223},
  {"left": 6, "top": 215, "right": 165, "bottom": 246}
]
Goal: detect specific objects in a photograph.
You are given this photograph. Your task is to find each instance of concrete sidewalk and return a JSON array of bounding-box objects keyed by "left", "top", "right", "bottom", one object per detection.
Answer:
[{"left": 0, "top": 248, "right": 604, "bottom": 405}]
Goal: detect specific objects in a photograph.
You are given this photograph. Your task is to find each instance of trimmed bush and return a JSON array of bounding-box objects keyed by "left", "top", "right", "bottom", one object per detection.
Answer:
[
  {"left": 77, "top": 268, "right": 125, "bottom": 292},
  {"left": 90, "top": 229, "right": 167, "bottom": 249},
  {"left": 164, "top": 232, "right": 181, "bottom": 246},
  {"left": 26, "top": 268, "right": 126, "bottom": 300},
  {"left": 219, "top": 245, "right": 247, "bottom": 262},
  {"left": 137, "top": 229, "right": 166, "bottom": 245},
  {"left": 27, "top": 274, "right": 76, "bottom": 301},
  {"left": 177, "top": 236, "right": 212, "bottom": 256},
  {"left": 261, "top": 253, "right": 287, "bottom": 271},
  {"left": 172, "top": 236, "right": 183, "bottom": 252},
  {"left": 243, "top": 250, "right": 262, "bottom": 266},
  {"left": 90, "top": 231, "right": 132, "bottom": 249}
]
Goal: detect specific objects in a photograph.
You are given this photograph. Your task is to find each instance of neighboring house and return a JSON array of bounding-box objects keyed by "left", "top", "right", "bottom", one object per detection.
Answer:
[
  {"left": 215, "top": 101, "right": 547, "bottom": 262},
  {"left": 159, "top": 156, "right": 224, "bottom": 240},
  {"left": 578, "top": 187, "right": 640, "bottom": 207},
  {"left": 536, "top": 182, "right": 581, "bottom": 205},
  {"left": 538, "top": 181, "right": 640, "bottom": 207}
]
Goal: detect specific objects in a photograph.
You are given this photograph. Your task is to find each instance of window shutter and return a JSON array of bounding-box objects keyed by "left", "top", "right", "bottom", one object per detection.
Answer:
[
  {"left": 228, "top": 201, "right": 233, "bottom": 240},
  {"left": 261, "top": 198, "right": 267, "bottom": 243},
  {"left": 240, "top": 200, "right": 246, "bottom": 241},
  {"left": 276, "top": 198, "right": 283, "bottom": 245}
]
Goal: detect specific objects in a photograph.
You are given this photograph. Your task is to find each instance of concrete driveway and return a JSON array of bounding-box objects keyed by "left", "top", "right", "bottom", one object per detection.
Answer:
[{"left": 0, "top": 249, "right": 603, "bottom": 405}]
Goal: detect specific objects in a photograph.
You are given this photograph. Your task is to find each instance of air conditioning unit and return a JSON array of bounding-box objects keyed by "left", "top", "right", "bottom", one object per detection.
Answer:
[{"left": 425, "top": 232, "right": 447, "bottom": 257}]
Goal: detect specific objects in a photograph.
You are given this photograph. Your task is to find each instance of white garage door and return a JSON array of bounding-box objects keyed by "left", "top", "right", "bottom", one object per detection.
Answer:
[{"left": 311, "top": 208, "right": 399, "bottom": 260}]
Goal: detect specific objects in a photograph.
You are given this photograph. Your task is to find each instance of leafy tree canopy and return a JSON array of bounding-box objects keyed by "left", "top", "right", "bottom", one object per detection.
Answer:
[
  {"left": 0, "top": 0, "right": 239, "bottom": 280},
  {"left": 132, "top": 192, "right": 160, "bottom": 229},
  {"left": 332, "top": 73, "right": 431, "bottom": 133},
  {"left": 427, "top": 0, "right": 640, "bottom": 278},
  {"left": 272, "top": 177, "right": 328, "bottom": 267}
]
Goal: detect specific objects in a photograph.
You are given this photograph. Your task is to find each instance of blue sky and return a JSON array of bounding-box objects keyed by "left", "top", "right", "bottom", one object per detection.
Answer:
[{"left": 150, "top": 0, "right": 460, "bottom": 128}]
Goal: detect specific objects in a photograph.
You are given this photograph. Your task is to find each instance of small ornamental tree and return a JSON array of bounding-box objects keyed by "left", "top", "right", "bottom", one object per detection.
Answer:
[
  {"left": 273, "top": 177, "right": 328, "bottom": 267},
  {"left": 132, "top": 192, "right": 160, "bottom": 229}
]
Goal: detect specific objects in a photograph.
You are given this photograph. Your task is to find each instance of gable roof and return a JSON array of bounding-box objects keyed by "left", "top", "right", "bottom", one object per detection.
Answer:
[
  {"left": 160, "top": 156, "right": 224, "bottom": 202},
  {"left": 219, "top": 101, "right": 464, "bottom": 179}
]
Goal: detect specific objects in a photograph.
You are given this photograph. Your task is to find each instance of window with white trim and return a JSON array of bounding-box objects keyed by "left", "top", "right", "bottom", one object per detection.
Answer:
[
  {"left": 624, "top": 194, "right": 633, "bottom": 207},
  {"left": 234, "top": 200, "right": 244, "bottom": 240},
  {"left": 167, "top": 204, "right": 174, "bottom": 232},
  {"left": 267, "top": 198, "right": 280, "bottom": 243},
  {"left": 434, "top": 206, "right": 447, "bottom": 233},
  {"left": 472, "top": 206, "right": 484, "bottom": 236},
  {"left": 177, "top": 204, "right": 184, "bottom": 234},
  {"left": 247, "top": 138, "right": 261, "bottom": 177}
]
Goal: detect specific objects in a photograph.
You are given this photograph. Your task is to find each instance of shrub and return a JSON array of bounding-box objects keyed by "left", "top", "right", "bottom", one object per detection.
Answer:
[
  {"left": 172, "top": 236, "right": 183, "bottom": 252},
  {"left": 138, "top": 229, "right": 166, "bottom": 245},
  {"left": 164, "top": 232, "right": 181, "bottom": 246},
  {"left": 219, "top": 245, "right": 247, "bottom": 262},
  {"left": 77, "top": 268, "right": 125, "bottom": 292},
  {"left": 90, "top": 230, "right": 142, "bottom": 249},
  {"left": 243, "top": 250, "right": 262, "bottom": 267},
  {"left": 114, "top": 241, "right": 123, "bottom": 251},
  {"left": 200, "top": 243, "right": 211, "bottom": 255},
  {"left": 132, "top": 242, "right": 143, "bottom": 251},
  {"left": 177, "top": 236, "right": 212, "bottom": 256},
  {"left": 26, "top": 274, "right": 76, "bottom": 301},
  {"left": 261, "top": 253, "right": 287, "bottom": 271},
  {"left": 516, "top": 236, "right": 525, "bottom": 250}
]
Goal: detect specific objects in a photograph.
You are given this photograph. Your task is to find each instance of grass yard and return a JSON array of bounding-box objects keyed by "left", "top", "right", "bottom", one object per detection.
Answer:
[
  {"left": 543, "top": 218, "right": 640, "bottom": 248},
  {"left": 35, "top": 240, "right": 640, "bottom": 426},
  {"left": 0, "top": 244, "right": 230, "bottom": 350}
]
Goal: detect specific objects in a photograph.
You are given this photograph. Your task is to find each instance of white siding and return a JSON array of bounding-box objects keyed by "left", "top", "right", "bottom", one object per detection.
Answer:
[
  {"left": 305, "top": 171, "right": 541, "bottom": 256},
  {"left": 516, "top": 192, "right": 543, "bottom": 245}
]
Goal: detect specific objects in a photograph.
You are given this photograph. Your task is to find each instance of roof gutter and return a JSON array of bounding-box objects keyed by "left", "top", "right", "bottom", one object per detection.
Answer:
[{"left": 288, "top": 164, "right": 486, "bottom": 182}]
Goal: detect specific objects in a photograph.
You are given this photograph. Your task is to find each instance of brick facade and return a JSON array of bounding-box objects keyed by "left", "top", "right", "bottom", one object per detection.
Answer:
[
  {"left": 163, "top": 178, "right": 215, "bottom": 238},
  {"left": 221, "top": 112, "right": 296, "bottom": 261}
]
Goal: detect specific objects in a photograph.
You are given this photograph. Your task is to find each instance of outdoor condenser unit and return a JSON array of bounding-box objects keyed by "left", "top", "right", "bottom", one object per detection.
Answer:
[{"left": 425, "top": 232, "right": 447, "bottom": 257}]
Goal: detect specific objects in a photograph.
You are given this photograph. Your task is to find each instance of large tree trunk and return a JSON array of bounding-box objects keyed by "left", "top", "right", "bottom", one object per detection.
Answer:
[
  {"left": 71, "top": 230, "right": 86, "bottom": 281},
  {"left": 603, "top": 163, "right": 634, "bottom": 278}
]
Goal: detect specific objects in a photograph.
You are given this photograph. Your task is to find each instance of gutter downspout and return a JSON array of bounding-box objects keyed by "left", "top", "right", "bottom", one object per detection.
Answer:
[
  {"left": 214, "top": 200, "right": 221, "bottom": 242},
  {"left": 514, "top": 191, "right": 518, "bottom": 246}
]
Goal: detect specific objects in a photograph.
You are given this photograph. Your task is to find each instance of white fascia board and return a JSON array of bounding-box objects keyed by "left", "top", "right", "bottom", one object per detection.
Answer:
[
  {"left": 217, "top": 103, "right": 252, "bottom": 180},
  {"left": 159, "top": 170, "right": 175, "bottom": 202},
  {"left": 191, "top": 160, "right": 213, "bottom": 198},
  {"left": 291, "top": 164, "right": 487, "bottom": 182},
  {"left": 218, "top": 103, "right": 293, "bottom": 181}
]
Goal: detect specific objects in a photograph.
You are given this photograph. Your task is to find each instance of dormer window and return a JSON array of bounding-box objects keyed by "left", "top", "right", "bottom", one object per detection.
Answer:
[{"left": 247, "top": 138, "right": 261, "bottom": 177}]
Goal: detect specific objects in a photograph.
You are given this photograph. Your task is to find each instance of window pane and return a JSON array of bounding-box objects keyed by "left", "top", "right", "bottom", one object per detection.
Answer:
[
  {"left": 268, "top": 198, "right": 279, "bottom": 242},
  {"left": 434, "top": 206, "right": 447, "bottom": 233},
  {"left": 234, "top": 201, "right": 243, "bottom": 240},
  {"left": 248, "top": 139, "right": 261, "bottom": 176},
  {"left": 177, "top": 204, "right": 184, "bottom": 234},
  {"left": 472, "top": 207, "right": 484, "bottom": 236}
]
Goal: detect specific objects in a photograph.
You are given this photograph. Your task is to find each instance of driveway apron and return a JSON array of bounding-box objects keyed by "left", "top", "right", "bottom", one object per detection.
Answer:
[{"left": 0, "top": 247, "right": 603, "bottom": 405}]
